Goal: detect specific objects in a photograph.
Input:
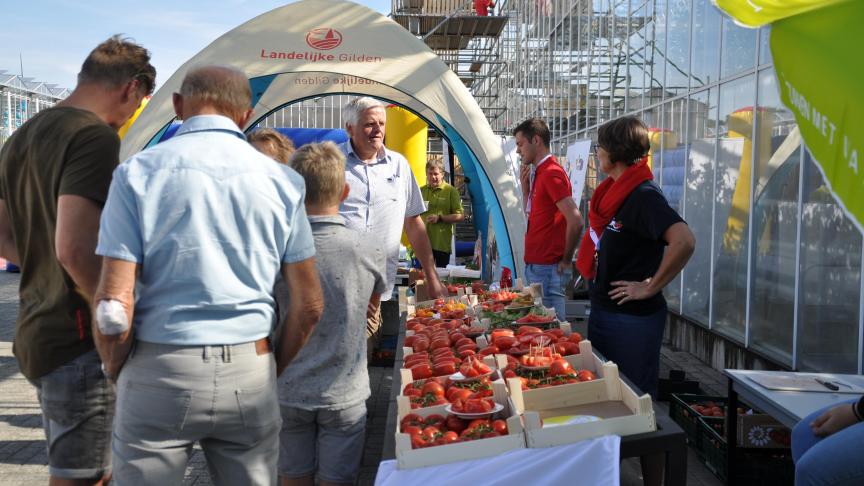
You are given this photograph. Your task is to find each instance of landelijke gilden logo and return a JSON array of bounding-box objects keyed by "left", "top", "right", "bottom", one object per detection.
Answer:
[{"left": 306, "top": 28, "right": 342, "bottom": 50}]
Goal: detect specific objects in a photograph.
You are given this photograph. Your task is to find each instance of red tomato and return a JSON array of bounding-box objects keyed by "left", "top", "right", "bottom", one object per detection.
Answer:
[
  {"left": 432, "top": 362, "right": 456, "bottom": 376},
  {"left": 490, "top": 329, "right": 514, "bottom": 341},
  {"left": 425, "top": 414, "right": 446, "bottom": 428},
  {"left": 441, "top": 431, "right": 460, "bottom": 444},
  {"left": 421, "top": 382, "right": 446, "bottom": 398},
  {"left": 493, "top": 336, "right": 518, "bottom": 350},
  {"left": 478, "top": 345, "right": 500, "bottom": 356},
  {"left": 451, "top": 398, "right": 465, "bottom": 413},
  {"left": 517, "top": 325, "right": 543, "bottom": 335},
  {"left": 455, "top": 337, "right": 475, "bottom": 349},
  {"left": 432, "top": 348, "right": 453, "bottom": 358},
  {"left": 446, "top": 414, "right": 466, "bottom": 433},
  {"left": 410, "top": 434, "right": 430, "bottom": 449},
  {"left": 473, "top": 360, "right": 492, "bottom": 375},
  {"left": 467, "top": 419, "right": 491, "bottom": 430},
  {"left": 449, "top": 332, "right": 466, "bottom": 344},
  {"left": 430, "top": 338, "right": 450, "bottom": 350},
  {"left": 554, "top": 342, "right": 580, "bottom": 356},
  {"left": 412, "top": 339, "right": 430, "bottom": 353},
  {"left": 464, "top": 398, "right": 493, "bottom": 413},
  {"left": 459, "top": 363, "right": 480, "bottom": 377},
  {"left": 507, "top": 345, "right": 530, "bottom": 356},
  {"left": 402, "top": 424, "right": 422, "bottom": 436},
  {"left": 492, "top": 419, "right": 508, "bottom": 435},
  {"left": 549, "top": 358, "right": 574, "bottom": 377},
  {"left": 448, "top": 388, "right": 473, "bottom": 403},
  {"left": 577, "top": 370, "right": 597, "bottom": 382},
  {"left": 405, "top": 350, "right": 428, "bottom": 360},
  {"left": 404, "top": 356, "right": 428, "bottom": 368},
  {"left": 545, "top": 328, "right": 565, "bottom": 338},
  {"left": 410, "top": 363, "right": 433, "bottom": 380},
  {"left": 457, "top": 342, "right": 477, "bottom": 352},
  {"left": 421, "top": 426, "right": 441, "bottom": 441},
  {"left": 400, "top": 413, "right": 425, "bottom": 429},
  {"left": 503, "top": 369, "right": 517, "bottom": 379},
  {"left": 568, "top": 332, "right": 583, "bottom": 344},
  {"left": 457, "top": 348, "right": 476, "bottom": 359}
]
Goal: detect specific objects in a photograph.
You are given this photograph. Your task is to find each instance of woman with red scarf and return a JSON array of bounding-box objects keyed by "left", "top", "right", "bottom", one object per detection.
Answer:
[{"left": 576, "top": 116, "right": 695, "bottom": 398}]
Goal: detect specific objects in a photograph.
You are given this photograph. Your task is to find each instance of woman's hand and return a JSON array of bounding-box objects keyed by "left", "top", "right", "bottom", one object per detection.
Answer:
[
  {"left": 425, "top": 214, "right": 440, "bottom": 224},
  {"left": 609, "top": 278, "right": 657, "bottom": 305},
  {"left": 811, "top": 403, "right": 860, "bottom": 437}
]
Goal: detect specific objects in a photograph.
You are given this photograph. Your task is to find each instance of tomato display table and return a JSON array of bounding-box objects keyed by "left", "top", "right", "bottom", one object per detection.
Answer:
[{"left": 380, "top": 290, "right": 688, "bottom": 485}]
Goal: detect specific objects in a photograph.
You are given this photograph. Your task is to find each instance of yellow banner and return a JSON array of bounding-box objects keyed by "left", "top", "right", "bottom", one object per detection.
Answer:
[{"left": 713, "top": 0, "right": 849, "bottom": 27}]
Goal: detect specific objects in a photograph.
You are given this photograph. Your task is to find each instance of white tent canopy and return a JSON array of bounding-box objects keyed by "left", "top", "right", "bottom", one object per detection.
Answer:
[{"left": 121, "top": 0, "right": 526, "bottom": 276}]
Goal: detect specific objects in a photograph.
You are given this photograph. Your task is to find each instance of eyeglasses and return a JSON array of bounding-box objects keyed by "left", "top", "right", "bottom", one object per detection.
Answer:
[{"left": 591, "top": 142, "right": 601, "bottom": 154}]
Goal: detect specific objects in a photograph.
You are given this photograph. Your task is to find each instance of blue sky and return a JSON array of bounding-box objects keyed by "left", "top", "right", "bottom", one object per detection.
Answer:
[{"left": 0, "top": 0, "right": 392, "bottom": 91}]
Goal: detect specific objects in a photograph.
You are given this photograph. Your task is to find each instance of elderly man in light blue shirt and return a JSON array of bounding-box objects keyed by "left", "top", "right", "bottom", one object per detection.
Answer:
[
  {"left": 338, "top": 97, "right": 446, "bottom": 349},
  {"left": 91, "top": 65, "right": 324, "bottom": 485}
]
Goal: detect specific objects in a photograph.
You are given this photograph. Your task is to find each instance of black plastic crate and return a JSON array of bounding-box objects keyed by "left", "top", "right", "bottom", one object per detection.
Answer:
[
  {"left": 669, "top": 393, "right": 727, "bottom": 453},
  {"left": 698, "top": 416, "right": 794, "bottom": 485}
]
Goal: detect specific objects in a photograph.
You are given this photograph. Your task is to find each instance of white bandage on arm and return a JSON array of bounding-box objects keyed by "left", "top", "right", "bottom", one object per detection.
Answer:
[{"left": 95, "top": 299, "right": 130, "bottom": 335}]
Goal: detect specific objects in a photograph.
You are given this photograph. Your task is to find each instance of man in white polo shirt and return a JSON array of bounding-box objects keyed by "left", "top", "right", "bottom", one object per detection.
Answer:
[{"left": 339, "top": 97, "right": 446, "bottom": 351}]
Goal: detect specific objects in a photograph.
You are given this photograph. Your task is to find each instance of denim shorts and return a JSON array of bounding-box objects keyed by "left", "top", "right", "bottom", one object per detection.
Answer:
[
  {"left": 278, "top": 402, "right": 367, "bottom": 483},
  {"left": 28, "top": 349, "right": 114, "bottom": 479}
]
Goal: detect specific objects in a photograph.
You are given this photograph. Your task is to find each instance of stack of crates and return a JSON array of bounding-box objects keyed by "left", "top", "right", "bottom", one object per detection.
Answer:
[{"left": 670, "top": 393, "right": 794, "bottom": 484}]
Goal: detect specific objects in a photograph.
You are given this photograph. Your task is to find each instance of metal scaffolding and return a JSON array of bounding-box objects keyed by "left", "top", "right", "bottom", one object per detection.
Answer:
[{"left": 389, "top": 1, "right": 685, "bottom": 141}]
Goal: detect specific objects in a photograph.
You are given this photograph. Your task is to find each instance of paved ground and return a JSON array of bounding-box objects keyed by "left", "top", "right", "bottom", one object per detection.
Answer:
[{"left": 0, "top": 271, "right": 725, "bottom": 485}]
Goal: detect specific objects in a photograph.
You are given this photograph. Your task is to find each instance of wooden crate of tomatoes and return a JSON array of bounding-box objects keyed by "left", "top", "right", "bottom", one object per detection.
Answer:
[
  {"left": 394, "top": 380, "right": 524, "bottom": 469},
  {"left": 509, "top": 359, "right": 656, "bottom": 448},
  {"left": 396, "top": 356, "right": 502, "bottom": 413}
]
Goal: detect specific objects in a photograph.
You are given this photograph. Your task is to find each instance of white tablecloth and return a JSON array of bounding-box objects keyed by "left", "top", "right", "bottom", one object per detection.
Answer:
[{"left": 375, "top": 435, "right": 621, "bottom": 486}]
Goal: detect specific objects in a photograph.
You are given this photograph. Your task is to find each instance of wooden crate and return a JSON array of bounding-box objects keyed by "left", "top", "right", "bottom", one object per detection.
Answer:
[
  {"left": 509, "top": 359, "right": 656, "bottom": 448},
  {"left": 394, "top": 380, "right": 525, "bottom": 469},
  {"left": 396, "top": 360, "right": 504, "bottom": 417}
]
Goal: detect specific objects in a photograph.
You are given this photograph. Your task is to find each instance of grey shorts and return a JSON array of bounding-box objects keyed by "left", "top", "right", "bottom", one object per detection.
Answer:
[
  {"left": 278, "top": 402, "right": 367, "bottom": 483},
  {"left": 28, "top": 349, "right": 114, "bottom": 479}
]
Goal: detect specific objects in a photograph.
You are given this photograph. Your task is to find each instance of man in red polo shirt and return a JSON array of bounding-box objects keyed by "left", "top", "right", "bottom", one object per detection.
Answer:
[{"left": 515, "top": 118, "right": 584, "bottom": 321}]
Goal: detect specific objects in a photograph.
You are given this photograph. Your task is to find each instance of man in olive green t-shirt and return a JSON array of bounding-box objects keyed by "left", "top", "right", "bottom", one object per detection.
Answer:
[
  {"left": 420, "top": 160, "right": 464, "bottom": 268},
  {"left": 0, "top": 36, "right": 154, "bottom": 484}
]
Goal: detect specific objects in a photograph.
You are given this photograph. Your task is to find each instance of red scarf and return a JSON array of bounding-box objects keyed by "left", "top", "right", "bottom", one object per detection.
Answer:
[{"left": 575, "top": 158, "right": 653, "bottom": 280}]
